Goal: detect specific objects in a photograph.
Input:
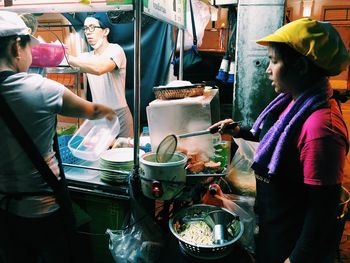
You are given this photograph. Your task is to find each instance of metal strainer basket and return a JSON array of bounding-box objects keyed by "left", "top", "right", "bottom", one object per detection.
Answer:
[
  {"left": 153, "top": 83, "right": 205, "bottom": 100},
  {"left": 169, "top": 204, "right": 244, "bottom": 260}
]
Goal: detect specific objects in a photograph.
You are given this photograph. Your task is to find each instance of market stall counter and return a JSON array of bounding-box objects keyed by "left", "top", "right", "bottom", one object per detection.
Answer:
[
  {"left": 66, "top": 165, "right": 130, "bottom": 198},
  {"left": 63, "top": 161, "right": 130, "bottom": 263}
]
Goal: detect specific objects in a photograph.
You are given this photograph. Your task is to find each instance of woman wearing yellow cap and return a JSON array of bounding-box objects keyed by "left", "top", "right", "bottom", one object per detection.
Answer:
[{"left": 210, "top": 18, "right": 350, "bottom": 263}]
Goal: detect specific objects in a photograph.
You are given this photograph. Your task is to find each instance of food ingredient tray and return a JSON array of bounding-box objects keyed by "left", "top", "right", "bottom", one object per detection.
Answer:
[{"left": 153, "top": 83, "right": 205, "bottom": 100}]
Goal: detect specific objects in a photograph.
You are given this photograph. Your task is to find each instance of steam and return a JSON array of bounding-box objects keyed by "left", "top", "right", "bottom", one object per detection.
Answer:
[{"left": 176, "top": 120, "right": 217, "bottom": 161}]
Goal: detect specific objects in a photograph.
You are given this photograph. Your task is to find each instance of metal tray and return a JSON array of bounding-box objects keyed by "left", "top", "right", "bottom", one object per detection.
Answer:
[{"left": 186, "top": 167, "right": 228, "bottom": 178}]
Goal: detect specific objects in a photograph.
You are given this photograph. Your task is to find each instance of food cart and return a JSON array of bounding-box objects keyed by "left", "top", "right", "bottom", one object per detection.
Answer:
[{"left": 0, "top": 0, "right": 287, "bottom": 262}]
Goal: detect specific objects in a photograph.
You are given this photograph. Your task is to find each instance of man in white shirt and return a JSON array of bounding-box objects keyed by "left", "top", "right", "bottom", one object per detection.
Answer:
[{"left": 69, "top": 15, "right": 133, "bottom": 138}]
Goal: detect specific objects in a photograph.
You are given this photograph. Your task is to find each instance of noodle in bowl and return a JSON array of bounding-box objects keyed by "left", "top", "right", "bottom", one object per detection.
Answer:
[
  {"left": 180, "top": 221, "right": 214, "bottom": 245},
  {"left": 169, "top": 204, "right": 244, "bottom": 260}
]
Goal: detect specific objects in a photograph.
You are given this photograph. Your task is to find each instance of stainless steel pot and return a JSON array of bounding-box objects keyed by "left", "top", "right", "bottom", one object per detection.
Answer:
[{"left": 139, "top": 152, "right": 187, "bottom": 200}]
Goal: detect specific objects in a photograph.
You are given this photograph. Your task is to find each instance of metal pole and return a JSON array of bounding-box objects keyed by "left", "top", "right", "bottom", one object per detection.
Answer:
[{"left": 133, "top": 0, "right": 141, "bottom": 173}]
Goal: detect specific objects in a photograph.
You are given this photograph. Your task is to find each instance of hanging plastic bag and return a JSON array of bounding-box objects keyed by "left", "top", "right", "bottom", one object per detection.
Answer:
[
  {"left": 176, "top": 0, "right": 210, "bottom": 51},
  {"left": 107, "top": 175, "right": 165, "bottom": 263},
  {"left": 226, "top": 138, "right": 259, "bottom": 196},
  {"left": 172, "top": 0, "right": 204, "bottom": 76},
  {"left": 106, "top": 222, "right": 163, "bottom": 263},
  {"left": 220, "top": 193, "right": 256, "bottom": 254}
]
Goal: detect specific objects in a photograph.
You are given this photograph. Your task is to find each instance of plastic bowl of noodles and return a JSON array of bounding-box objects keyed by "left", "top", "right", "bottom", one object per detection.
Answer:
[{"left": 169, "top": 204, "right": 244, "bottom": 260}]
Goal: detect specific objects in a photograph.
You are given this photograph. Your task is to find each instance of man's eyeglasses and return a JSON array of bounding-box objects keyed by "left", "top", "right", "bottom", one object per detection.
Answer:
[{"left": 83, "top": 25, "right": 102, "bottom": 32}]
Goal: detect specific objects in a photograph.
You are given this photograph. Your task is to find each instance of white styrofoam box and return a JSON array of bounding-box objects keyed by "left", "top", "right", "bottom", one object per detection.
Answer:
[{"left": 146, "top": 89, "right": 220, "bottom": 156}]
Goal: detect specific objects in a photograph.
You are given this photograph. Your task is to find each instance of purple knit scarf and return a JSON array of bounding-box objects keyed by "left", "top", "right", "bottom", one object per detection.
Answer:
[{"left": 251, "top": 79, "right": 332, "bottom": 178}]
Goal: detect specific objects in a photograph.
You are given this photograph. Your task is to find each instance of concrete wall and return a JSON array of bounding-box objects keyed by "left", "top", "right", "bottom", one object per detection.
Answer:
[{"left": 234, "top": 0, "right": 285, "bottom": 126}]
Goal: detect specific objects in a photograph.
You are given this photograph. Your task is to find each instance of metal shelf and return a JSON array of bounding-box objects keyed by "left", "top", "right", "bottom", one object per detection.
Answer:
[{"left": 45, "top": 66, "right": 80, "bottom": 74}]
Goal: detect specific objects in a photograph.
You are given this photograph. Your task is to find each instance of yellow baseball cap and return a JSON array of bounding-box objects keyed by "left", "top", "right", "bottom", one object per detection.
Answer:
[{"left": 256, "top": 18, "right": 350, "bottom": 76}]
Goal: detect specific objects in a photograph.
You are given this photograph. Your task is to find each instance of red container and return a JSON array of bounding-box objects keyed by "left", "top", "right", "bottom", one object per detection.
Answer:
[{"left": 31, "top": 43, "right": 66, "bottom": 67}]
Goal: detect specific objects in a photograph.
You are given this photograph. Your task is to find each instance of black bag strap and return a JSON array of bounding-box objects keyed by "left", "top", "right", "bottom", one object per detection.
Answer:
[
  {"left": 173, "top": 0, "right": 197, "bottom": 51},
  {"left": 172, "top": 0, "right": 197, "bottom": 59},
  {"left": 0, "top": 71, "right": 65, "bottom": 193},
  {"left": 189, "top": 0, "right": 197, "bottom": 46},
  {"left": 0, "top": 71, "right": 75, "bottom": 229},
  {"left": 172, "top": 28, "right": 179, "bottom": 62}
]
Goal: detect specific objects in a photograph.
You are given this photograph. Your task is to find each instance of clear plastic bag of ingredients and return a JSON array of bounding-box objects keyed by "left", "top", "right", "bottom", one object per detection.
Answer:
[
  {"left": 106, "top": 175, "right": 164, "bottom": 263},
  {"left": 106, "top": 221, "right": 163, "bottom": 263},
  {"left": 226, "top": 138, "right": 259, "bottom": 196}
]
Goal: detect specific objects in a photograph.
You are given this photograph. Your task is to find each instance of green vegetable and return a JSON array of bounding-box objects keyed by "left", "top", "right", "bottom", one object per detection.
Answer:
[{"left": 57, "top": 125, "right": 77, "bottom": 135}]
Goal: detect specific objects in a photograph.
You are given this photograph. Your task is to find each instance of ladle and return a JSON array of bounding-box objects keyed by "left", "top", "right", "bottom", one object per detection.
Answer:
[{"left": 156, "top": 121, "right": 239, "bottom": 163}]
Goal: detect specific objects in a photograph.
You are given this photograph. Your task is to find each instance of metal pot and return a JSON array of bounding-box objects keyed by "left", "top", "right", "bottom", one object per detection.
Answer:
[{"left": 139, "top": 152, "right": 187, "bottom": 200}]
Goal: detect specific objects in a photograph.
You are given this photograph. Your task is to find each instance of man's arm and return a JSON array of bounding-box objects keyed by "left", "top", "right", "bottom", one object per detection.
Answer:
[{"left": 68, "top": 55, "right": 116, "bottom": 75}]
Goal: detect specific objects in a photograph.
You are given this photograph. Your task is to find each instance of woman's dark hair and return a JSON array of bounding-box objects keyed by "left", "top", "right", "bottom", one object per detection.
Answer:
[
  {"left": 0, "top": 35, "right": 31, "bottom": 57},
  {"left": 270, "top": 42, "right": 302, "bottom": 67},
  {"left": 270, "top": 42, "right": 327, "bottom": 77}
]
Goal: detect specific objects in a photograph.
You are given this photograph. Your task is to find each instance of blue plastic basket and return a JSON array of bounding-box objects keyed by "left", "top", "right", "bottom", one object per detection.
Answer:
[
  {"left": 58, "top": 135, "right": 73, "bottom": 148},
  {"left": 58, "top": 135, "right": 82, "bottom": 164}
]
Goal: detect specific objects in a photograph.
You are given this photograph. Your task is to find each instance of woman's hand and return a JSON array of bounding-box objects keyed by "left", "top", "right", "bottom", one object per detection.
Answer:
[{"left": 208, "top": 119, "right": 240, "bottom": 136}]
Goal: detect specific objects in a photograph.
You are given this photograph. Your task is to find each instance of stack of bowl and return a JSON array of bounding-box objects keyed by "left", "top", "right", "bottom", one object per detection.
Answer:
[{"left": 99, "top": 148, "right": 144, "bottom": 184}]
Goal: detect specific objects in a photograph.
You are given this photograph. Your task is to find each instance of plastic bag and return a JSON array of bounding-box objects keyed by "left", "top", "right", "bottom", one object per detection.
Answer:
[
  {"left": 107, "top": 175, "right": 165, "bottom": 263},
  {"left": 222, "top": 193, "right": 256, "bottom": 253},
  {"left": 177, "top": 0, "right": 211, "bottom": 51},
  {"left": 106, "top": 224, "right": 163, "bottom": 263},
  {"left": 231, "top": 138, "right": 258, "bottom": 171},
  {"left": 227, "top": 138, "right": 259, "bottom": 196}
]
